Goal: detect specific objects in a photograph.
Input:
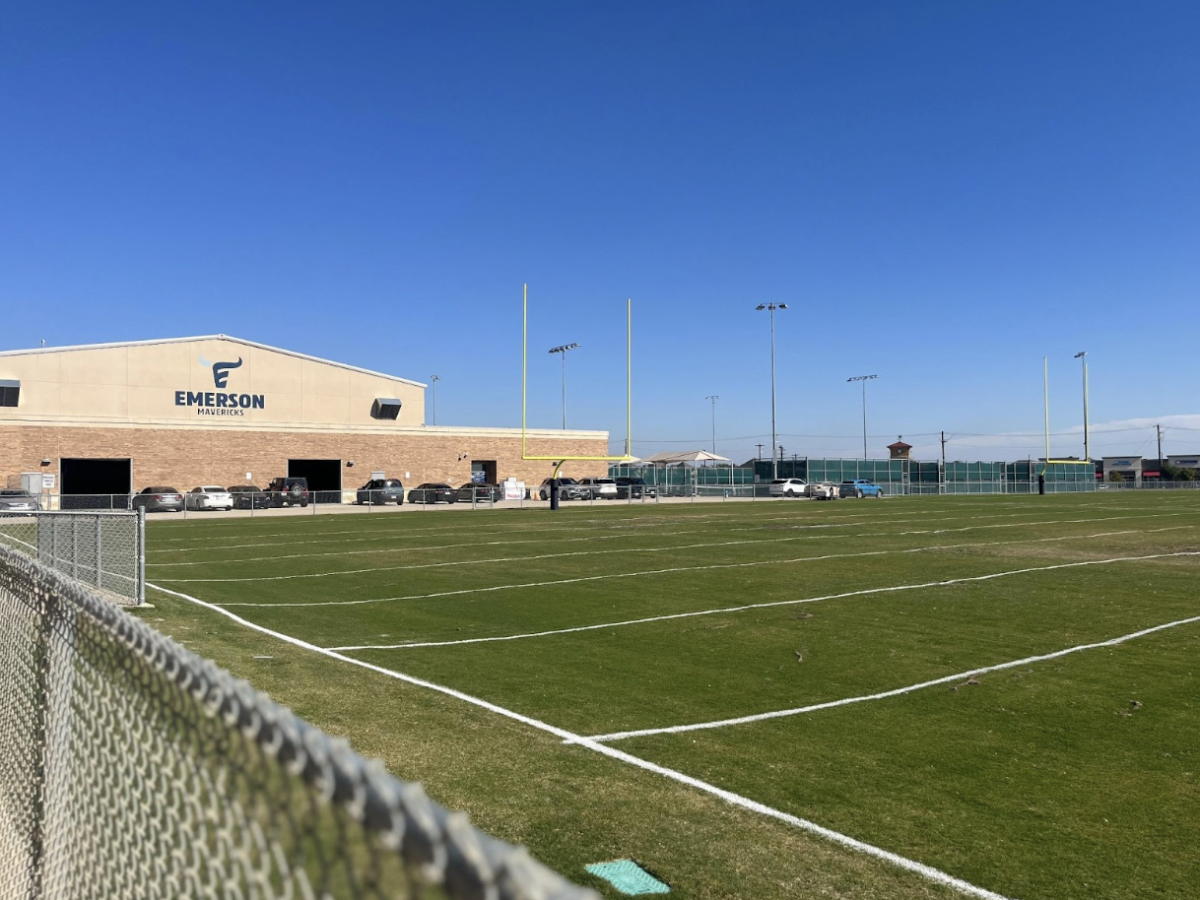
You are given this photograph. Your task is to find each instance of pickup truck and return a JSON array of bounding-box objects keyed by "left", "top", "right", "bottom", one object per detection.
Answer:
[{"left": 840, "top": 479, "right": 884, "bottom": 499}]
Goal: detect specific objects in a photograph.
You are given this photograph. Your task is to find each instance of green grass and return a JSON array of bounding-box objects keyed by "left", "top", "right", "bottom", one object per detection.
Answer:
[{"left": 137, "top": 493, "right": 1200, "bottom": 900}]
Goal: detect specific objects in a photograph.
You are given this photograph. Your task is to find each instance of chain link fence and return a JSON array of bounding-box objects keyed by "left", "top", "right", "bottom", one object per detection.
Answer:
[
  {"left": 0, "top": 510, "right": 144, "bottom": 605},
  {"left": 0, "top": 542, "right": 595, "bottom": 900}
]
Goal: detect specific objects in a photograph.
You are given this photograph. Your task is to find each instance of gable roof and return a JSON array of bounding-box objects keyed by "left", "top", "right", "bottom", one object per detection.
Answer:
[{"left": 0, "top": 334, "right": 425, "bottom": 388}]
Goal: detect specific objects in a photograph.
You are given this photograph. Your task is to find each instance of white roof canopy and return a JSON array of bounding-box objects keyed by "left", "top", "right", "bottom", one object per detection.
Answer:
[{"left": 642, "top": 450, "right": 730, "bottom": 464}]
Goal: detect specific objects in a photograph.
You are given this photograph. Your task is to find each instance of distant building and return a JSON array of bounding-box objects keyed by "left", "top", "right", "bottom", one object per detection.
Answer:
[
  {"left": 0, "top": 334, "right": 608, "bottom": 506},
  {"left": 1101, "top": 456, "right": 1142, "bottom": 485},
  {"left": 887, "top": 437, "right": 912, "bottom": 460},
  {"left": 1167, "top": 454, "right": 1200, "bottom": 473}
]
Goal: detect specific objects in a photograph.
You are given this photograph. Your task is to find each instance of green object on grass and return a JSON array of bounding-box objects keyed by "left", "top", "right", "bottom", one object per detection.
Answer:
[{"left": 585, "top": 859, "right": 669, "bottom": 895}]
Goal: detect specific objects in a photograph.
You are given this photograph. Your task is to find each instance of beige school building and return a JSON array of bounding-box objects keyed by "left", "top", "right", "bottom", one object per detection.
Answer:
[{"left": 0, "top": 335, "right": 608, "bottom": 505}]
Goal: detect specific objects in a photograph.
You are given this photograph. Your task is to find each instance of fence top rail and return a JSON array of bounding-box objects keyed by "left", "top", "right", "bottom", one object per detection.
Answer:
[
  {"left": 0, "top": 509, "right": 139, "bottom": 517},
  {"left": 0, "top": 542, "right": 596, "bottom": 900}
]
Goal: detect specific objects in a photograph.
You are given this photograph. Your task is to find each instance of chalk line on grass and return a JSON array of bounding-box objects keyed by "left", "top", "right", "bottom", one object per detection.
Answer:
[
  {"left": 148, "top": 580, "right": 1018, "bottom": 900},
  {"left": 328, "top": 549, "right": 1200, "bottom": 651},
  {"left": 155, "top": 520, "right": 1196, "bottom": 585},
  {"left": 153, "top": 533, "right": 880, "bottom": 582},
  {"left": 146, "top": 530, "right": 678, "bottom": 567},
  {"left": 147, "top": 509, "right": 1185, "bottom": 571},
  {"left": 578, "top": 612, "right": 1200, "bottom": 743},
  {"left": 144, "top": 503, "right": 1067, "bottom": 552},
  {"left": 220, "top": 521, "right": 1195, "bottom": 610}
]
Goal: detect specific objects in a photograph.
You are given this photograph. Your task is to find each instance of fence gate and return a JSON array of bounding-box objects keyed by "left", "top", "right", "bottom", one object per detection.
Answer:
[{"left": 0, "top": 509, "right": 144, "bottom": 605}]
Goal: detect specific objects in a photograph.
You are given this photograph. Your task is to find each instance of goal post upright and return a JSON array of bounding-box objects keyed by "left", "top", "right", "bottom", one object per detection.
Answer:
[{"left": 522, "top": 284, "right": 634, "bottom": 468}]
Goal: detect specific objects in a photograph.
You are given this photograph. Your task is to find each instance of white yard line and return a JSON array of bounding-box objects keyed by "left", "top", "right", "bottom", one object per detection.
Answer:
[
  {"left": 148, "top": 580, "right": 1018, "bottom": 900},
  {"left": 147, "top": 530, "right": 686, "bottom": 569},
  {"left": 146, "top": 509, "right": 1185, "bottom": 568},
  {"left": 890, "top": 512, "right": 1182, "bottom": 537},
  {"left": 148, "top": 509, "right": 751, "bottom": 547},
  {"left": 146, "top": 516, "right": 854, "bottom": 555},
  {"left": 329, "top": 549, "right": 1200, "bottom": 651},
  {"left": 144, "top": 504, "right": 1102, "bottom": 551},
  {"left": 155, "top": 534, "right": 851, "bottom": 582},
  {"left": 155, "top": 520, "right": 1195, "bottom": 584},
  {"left": 580, "top": 612, "right": 1200, "bottom": 743},
  {"left": 218, "top": 517, "right": 1190, "bottom": 609}
]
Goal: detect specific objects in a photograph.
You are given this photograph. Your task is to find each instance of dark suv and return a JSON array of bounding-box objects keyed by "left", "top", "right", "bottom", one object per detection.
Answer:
[
  {"left": 356, "top": 478, "right": 405, "bottom": 505},
  {"left": 267, "top": 476, "right": 310, "bottom": 508},
  {"left": 615, "top": 477, "right": 657, "bottom": 500}
]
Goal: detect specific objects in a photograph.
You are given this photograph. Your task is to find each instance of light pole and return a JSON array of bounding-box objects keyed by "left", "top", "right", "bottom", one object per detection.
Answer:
[
  {"left": 549, "top": 343, "right": 580, "bottom": 429},
  {"left": 1074, "top": 351, "right": 1089, "bottom": 461},
  {"left": 847, "top": 374, "right": 879, "bottom": 458},
  {"left": 706, "top": 395, "right": 720, "bottom": 455},
  {"left": 755, "top": 303, "right": 788, "bottom": 479},
  {"left": 430, "top": 374, "right": 441, "bottom": 425}
]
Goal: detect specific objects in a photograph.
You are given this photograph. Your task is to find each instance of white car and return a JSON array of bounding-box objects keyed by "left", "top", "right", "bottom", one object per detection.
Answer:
[
  {"left": 807, "top": 482, "right": 840, "bottom": 500},
  {"left": 185, "top": 485, "right": 234, "bottom": 511},
  {"left": 578, "top": 477, "right": 619, "bottom": 499},
  {"left": 0, "top": 489, "right": 40, "bottom": 512},
  {"left": 768, "top": 478, "right": 808, "bottom": 498}
]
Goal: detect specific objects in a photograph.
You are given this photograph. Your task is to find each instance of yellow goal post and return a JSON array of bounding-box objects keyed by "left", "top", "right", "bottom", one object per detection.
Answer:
[{"left": 522, "top": 284, "right": 633, "bottom": 478}]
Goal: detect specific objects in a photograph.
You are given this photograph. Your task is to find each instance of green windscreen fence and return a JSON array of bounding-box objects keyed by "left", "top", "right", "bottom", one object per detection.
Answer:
[{"left": 612, "top": 458, "right": 1096, "bottom": 496}]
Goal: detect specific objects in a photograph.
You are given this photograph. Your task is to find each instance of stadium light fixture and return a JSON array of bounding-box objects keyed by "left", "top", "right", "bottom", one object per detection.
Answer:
[
  {"left": 549, "top": 343, "right": 580, "bottom": 429},
  {"left": 847, "top": 374, "right": 879, "bottom": 459},
  {"left": 755, "top": 303, "right": 788, "bottom": 479},
  {"left": 706, "top": 395, "right": 720, "bottom": 455}
]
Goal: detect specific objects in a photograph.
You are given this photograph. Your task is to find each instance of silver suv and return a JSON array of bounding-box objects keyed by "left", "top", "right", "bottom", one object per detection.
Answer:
[{"left": 538, "top": 478, "right": 587, "bottom": 500}]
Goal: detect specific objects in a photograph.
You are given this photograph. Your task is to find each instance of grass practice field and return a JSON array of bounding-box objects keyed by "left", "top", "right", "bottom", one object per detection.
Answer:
[{"left": 138, "top": 493, "right": 1200, "bottom": 900}]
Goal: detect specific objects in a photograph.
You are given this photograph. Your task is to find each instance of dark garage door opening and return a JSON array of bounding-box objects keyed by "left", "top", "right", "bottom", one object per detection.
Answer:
[
  {"left": 61, "top": 458, "right": 132, "bottom": 510},
  {"left": 288, "top": 459, "right": 341, "bottom": 504}
]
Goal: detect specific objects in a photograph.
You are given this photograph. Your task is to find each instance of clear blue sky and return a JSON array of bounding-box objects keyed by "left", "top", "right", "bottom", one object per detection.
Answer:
[{"left": 3, "top": 1, "right": 1198, "bottom": 463}]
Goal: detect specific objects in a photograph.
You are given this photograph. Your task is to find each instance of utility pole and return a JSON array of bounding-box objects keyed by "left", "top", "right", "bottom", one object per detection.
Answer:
[
  {"left": 940, "top": 431, "right": 947, "bottom": 468},
  {"left": 756, "top": 443, "right": 764, "bottom": 461},
  {"left": 1157, "top": 424, "right": 1163, "bottom": 465},
  {"left": 430, "top": 375, "right": 441, "bottom": 425}
]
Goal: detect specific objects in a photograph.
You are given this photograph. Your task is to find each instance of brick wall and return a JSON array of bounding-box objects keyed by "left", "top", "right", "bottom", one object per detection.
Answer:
[{"left": 0, "top": 425, "right": 609, "bottom": 494}]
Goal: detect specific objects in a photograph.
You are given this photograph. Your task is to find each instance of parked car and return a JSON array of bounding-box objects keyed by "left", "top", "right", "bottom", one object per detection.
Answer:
[
  {"left": 356, "top": 478, "right": 405, "bottom": 505},
  {"left": 769, "top": 478, "right": 808, "bottom": 498},
  {"left": 267, "top": 476, "right": 310, "bottom": 507},
  {"left": 408, "top": 482, "right": 456, "bottom": 504},
  {"left": 807, "top": 482, "right": 840, "bottom": 500},
  {"left": 131, "top": 487, "right": 185, "bottom": 513},
  {"left": 457, "top": 482, "right": 503, "bottom": 504},
  {"left": 614, "top": 477, "right": 658, "bottom": 500},
  {"left": 228, "top": 485, "right": 271, "bottom": 509},
  {"left": 537, "top": 477, "right": 589, "bottom": 501},
  {"left": 0, "top": 490, "right": 41, "bottom": 512},
  {"left": 841, "top": 479, "right": 884, "bottom": 498},
  {"left": 577, "top": 477, "right": 618, "bottom": 499},
  {"left": 185, "top": 485, "right": 234, "bottom": 511}
]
